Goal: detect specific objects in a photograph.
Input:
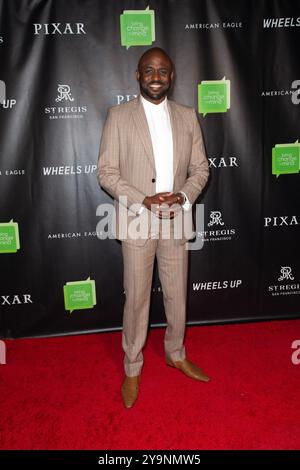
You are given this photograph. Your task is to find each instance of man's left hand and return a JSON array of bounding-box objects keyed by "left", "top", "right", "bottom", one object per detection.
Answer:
[
  {"left": 158, "top": 192, "right": 184, "bottom": 219},
  {"left": 160, "top": 192, "right": 184, "bottom": 207}
]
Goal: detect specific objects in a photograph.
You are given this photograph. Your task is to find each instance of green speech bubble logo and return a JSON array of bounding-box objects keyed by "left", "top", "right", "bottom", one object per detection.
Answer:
[
  {"left": 272, "top": 141, "right": 300, "bottom": 177},
  {"left": 63, "top": 277, "right": 96, "bottom": 313},
  {"left": 0, "top": 220, "right": 20, "bottom": 253},
  {"left": 198, "top": 77, "right": 230, "bottom": 116},
  {"left": 120, "top": 6, "right": 155, "bottom": 49}
]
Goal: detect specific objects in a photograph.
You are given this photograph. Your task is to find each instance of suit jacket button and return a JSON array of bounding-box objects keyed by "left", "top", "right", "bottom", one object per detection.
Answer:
[{"left": 152, "top": 178, "right": 156, "bottom": 183}]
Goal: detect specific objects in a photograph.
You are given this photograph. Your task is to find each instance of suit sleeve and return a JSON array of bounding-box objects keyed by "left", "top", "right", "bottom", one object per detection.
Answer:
[
  {"left": 97, "top": 108, "right": 146, "bottom": 209},
  {"left": 179, "top": 109, "right": 209, "bottom": 205}
]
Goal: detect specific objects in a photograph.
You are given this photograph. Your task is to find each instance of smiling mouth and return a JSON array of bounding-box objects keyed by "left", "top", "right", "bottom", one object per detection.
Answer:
[{"left": 149, "top": 84, "right": 163, "bottom": 90}]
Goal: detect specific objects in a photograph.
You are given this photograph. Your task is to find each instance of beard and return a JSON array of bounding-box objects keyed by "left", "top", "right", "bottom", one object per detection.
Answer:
[{"left": 140, "top": 81, "right": 171, "bottom": 101}]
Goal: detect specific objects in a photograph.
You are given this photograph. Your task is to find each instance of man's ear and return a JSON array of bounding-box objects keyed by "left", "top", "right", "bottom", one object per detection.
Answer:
[{"left": 136, "top": 70, "right": 140, "bottom": 81}]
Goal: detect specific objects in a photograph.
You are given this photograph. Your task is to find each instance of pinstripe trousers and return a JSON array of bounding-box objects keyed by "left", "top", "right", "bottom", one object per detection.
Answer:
[{"left": 121, "top": 237, "right": 188, "bottom": 376}]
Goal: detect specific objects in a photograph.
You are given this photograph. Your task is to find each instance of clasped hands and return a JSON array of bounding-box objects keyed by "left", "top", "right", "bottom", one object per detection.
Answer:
[{"left": 142, "top": 192, "right": 184, "bottom": 219}]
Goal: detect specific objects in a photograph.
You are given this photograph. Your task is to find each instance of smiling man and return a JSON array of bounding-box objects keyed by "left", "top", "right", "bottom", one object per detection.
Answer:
[{"left": 98, "top": 47, "right": 210, "bottom": 409}]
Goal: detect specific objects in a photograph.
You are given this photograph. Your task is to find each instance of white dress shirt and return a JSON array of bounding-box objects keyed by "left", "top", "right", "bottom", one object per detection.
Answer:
[
  {"left": 140, "top": 95, "right": 190, "bottom": 214},
  {"left": 141, "top": 95, "right": 174, "bottom": 193}
]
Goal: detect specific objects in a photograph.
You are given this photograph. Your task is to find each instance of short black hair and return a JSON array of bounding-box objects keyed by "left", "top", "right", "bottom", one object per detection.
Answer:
[{"left": 137, "top": 47, "right": 174, "bottom": 72}]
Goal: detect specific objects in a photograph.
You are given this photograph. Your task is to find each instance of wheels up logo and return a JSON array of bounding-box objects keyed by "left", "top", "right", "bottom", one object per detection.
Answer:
[
  {"left": 63, "top": 277, "right": 96, "bottom": 313},
  {"left": 193, "top": 279, "right": 242, "bottom": 291},
  {"left": 0, "top": 220, "right": 20, "bottom": 253},
  {"left": 272, "top": 141, "right": 300, "bottom": 177},
  {"left": 198, "top": 78, "right": 230, "bottom": 116},
  {"left": 120, "top": 6, "right": 155, "bottom": 49}
]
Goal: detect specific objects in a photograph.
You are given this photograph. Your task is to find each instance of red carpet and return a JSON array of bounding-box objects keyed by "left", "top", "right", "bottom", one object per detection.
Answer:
[{"left": 0, "top": 320, "right": 300, "bottom": 450}]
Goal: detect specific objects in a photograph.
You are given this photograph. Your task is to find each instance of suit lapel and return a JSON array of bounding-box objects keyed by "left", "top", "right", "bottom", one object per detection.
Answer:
[
  {"left": 167, "top": 100, "right": 181, "bottom": 178},
  {"left": 131, "top": 95, "right": 182, "bottom": 179},
  {"left": 131, "top": 96, "right": 155, "bottom": 171}
]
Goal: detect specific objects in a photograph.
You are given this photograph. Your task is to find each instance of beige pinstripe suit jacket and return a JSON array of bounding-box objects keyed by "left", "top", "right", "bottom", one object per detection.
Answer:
[{"left": 97, "top": 95, "right": 209, "bottom": 245}]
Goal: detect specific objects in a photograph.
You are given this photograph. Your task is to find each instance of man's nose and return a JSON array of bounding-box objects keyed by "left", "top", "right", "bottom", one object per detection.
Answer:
[{"left": 151, "top": 70, "right": 160, "bottom": 81}]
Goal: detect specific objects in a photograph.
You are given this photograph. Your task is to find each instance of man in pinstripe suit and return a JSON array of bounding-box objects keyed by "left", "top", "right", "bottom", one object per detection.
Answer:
[{"left": 98, "top": 47, "right": 210, "bottom": 409}]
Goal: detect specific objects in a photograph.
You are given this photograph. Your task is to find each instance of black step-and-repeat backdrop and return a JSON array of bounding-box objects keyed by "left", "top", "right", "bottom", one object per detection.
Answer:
[{"left": 0, "top": 0, "right": 299, "bottom": 339}]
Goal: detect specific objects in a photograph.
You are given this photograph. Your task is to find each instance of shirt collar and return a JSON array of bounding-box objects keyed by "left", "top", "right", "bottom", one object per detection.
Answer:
[{"left": 141, "top": 94, "right": 168, "bottom": 112}]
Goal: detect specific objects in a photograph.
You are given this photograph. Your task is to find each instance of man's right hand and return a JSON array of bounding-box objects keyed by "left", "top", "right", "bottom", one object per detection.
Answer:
[
  {"left": 142, "top": 192, "right": 182, "bottom": 219},
  {"left": 142, "top": 192, "right": 173, "bottom": 211}
]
